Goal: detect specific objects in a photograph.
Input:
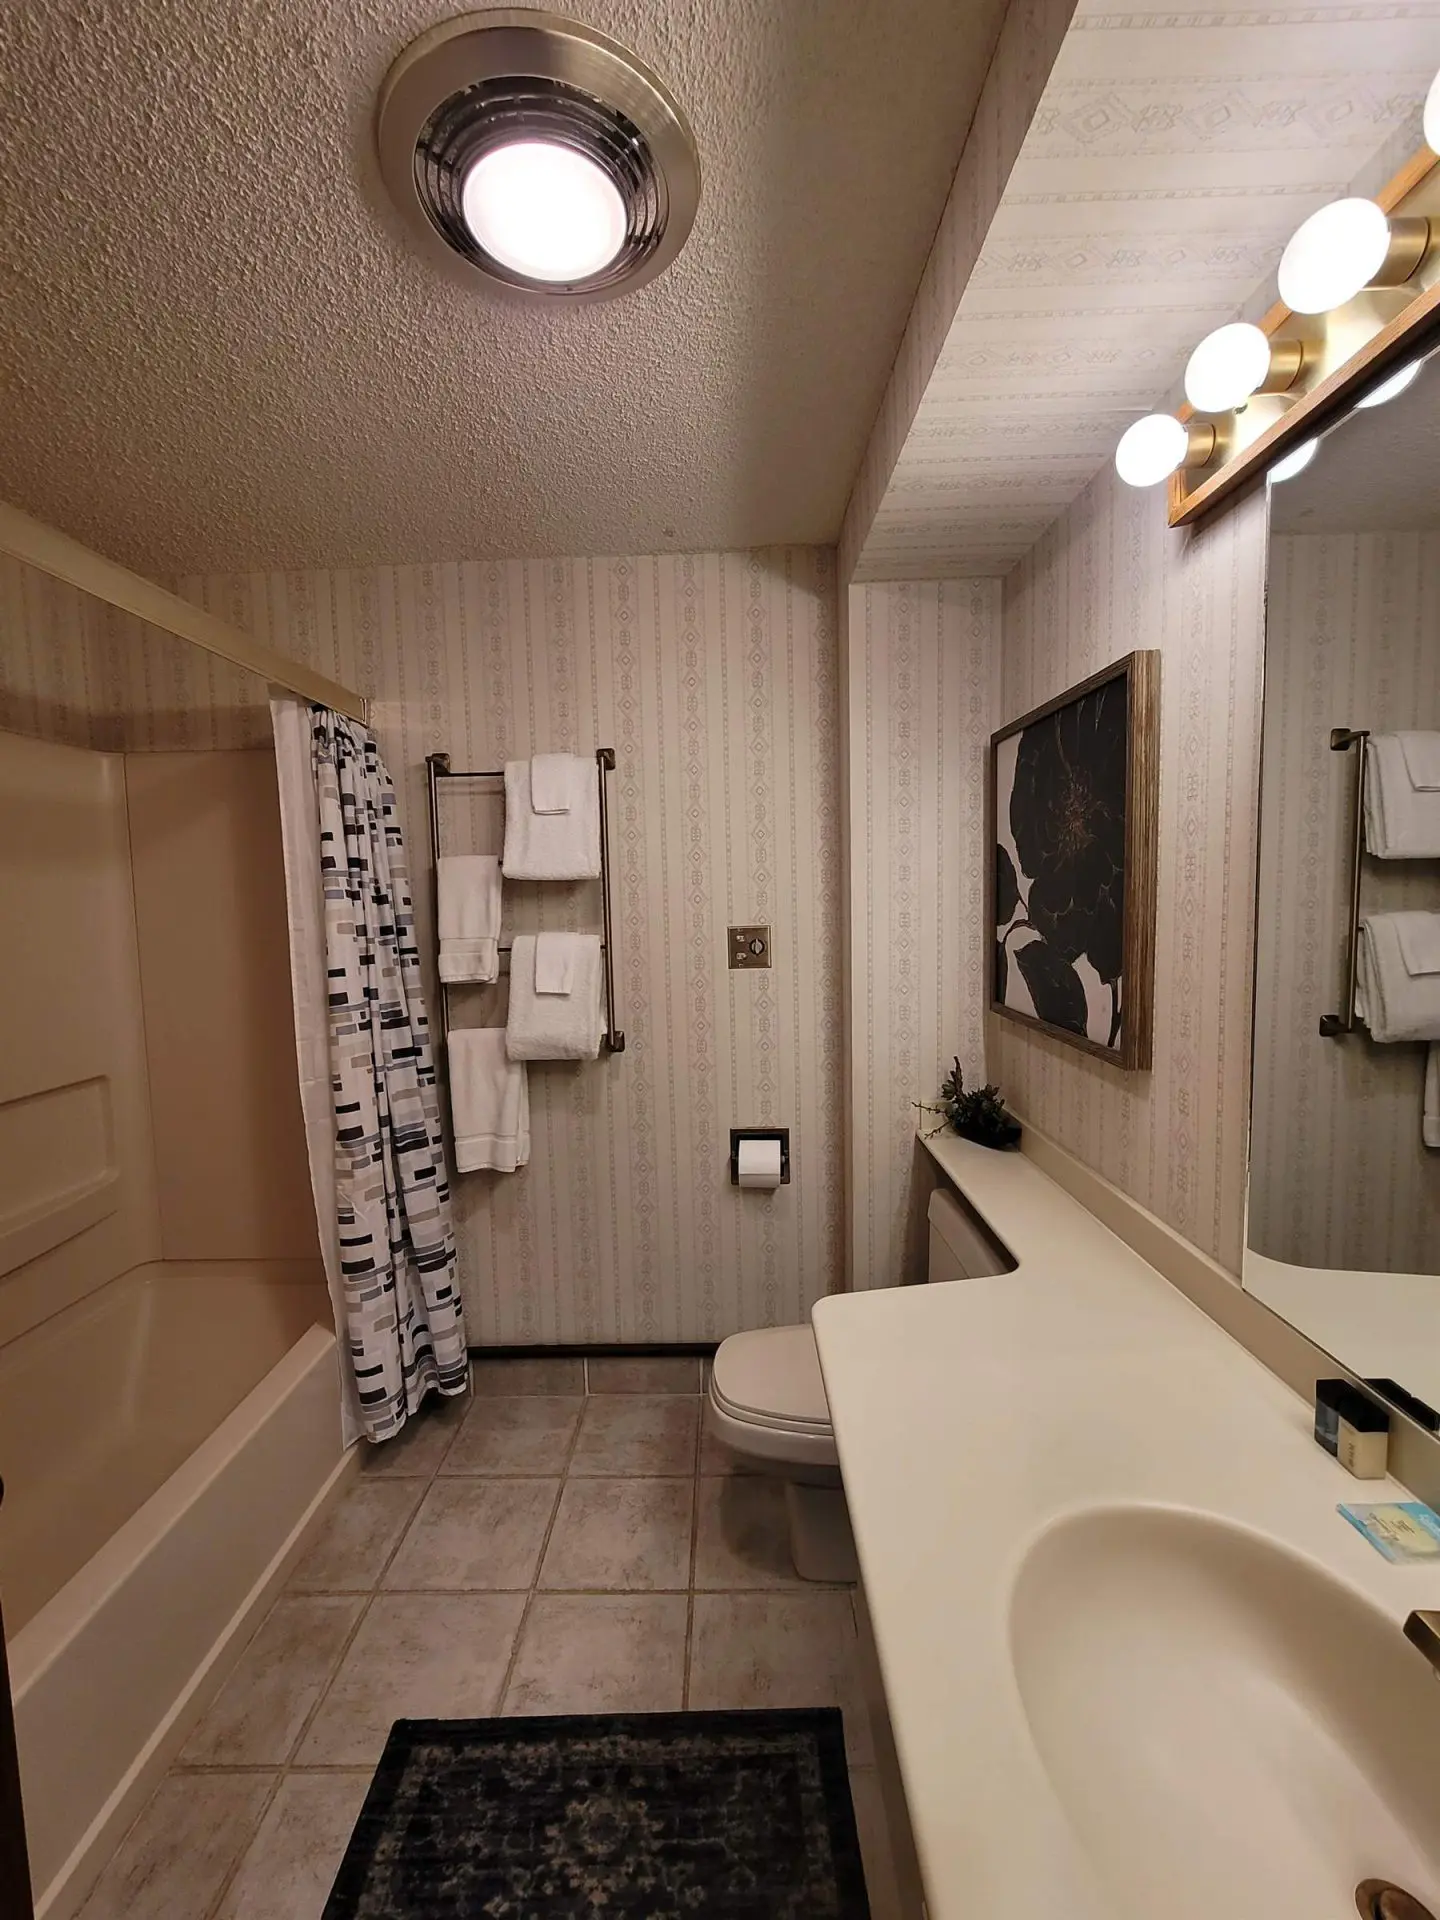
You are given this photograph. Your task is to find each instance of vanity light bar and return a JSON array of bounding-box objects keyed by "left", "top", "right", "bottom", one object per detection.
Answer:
[{"left": 1115, "top": 64, "right": 1440, "bottom": 491}]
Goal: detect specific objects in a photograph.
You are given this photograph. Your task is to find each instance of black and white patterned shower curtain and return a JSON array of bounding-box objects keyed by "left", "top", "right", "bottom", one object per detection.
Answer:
[{"left": 311, "top": 707, "right": 468, "bottom": 1441}]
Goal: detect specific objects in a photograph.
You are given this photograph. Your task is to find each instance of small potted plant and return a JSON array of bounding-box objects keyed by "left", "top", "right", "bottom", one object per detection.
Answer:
[{"left": 918, "top": 1058, "right": 1022, "bottom": 1150}]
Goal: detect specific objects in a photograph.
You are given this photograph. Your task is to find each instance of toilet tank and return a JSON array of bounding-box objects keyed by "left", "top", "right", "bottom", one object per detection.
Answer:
[{"left": 928, "top": 1186, "right": 1011, "bottom": 1283}]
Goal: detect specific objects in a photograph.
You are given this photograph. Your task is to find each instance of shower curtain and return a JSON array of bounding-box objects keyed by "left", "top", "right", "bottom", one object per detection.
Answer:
[{"left": 272, "top": 695, "right": 468, "bottom": 1445}]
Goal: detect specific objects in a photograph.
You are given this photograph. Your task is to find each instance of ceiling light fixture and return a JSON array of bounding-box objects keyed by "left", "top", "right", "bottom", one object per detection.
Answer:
[
  {"left": 376, "top": 10, "right": 701, "bottom": 301},
  {"left": 1354, "top": 359, "right": 1423, "bottom": 408},
  {"left": 1267, "top": 438, "right": 1319, "bottom": 484},
  {"left": 1277, "top": 198, "right": 1432, "bottom": 315},
  {"left": 1183, "top": 322, "right": 1306, "bottom": 413},
  {"left": 1114, "top": 414, "right": 1216, "bottom": 489}
]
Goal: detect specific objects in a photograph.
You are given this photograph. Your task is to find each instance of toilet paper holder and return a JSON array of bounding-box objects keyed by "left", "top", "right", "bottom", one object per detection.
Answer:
[{"left": 729, "top": 1128, "right": 791, "bottom": 1185}]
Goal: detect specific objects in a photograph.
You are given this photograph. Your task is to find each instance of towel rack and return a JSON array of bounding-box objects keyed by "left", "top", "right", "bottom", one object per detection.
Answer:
[
  {"left": 1319, "top": 726, "right": 1370, "bottom": 1038},
  {"left": 425, "top": 748, "right": 625, "bottom": 1055}
]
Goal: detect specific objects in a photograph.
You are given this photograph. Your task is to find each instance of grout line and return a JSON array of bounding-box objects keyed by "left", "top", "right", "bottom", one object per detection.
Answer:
[
  {"left": 682, "top": 1401, "right": 702, "bottom": 1710},
  {"left": 493, "top": 1400, "right": 585, "bottom": 1715}
]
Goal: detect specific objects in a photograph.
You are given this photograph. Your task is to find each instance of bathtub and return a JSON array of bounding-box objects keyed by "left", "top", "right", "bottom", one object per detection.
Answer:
[{"left": 2, "top": 1262, "right": 355, "bottom": 1918}]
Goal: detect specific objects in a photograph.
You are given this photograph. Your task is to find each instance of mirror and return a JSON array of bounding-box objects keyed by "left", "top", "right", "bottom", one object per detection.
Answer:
[{"left": 1246, "top": 344, "right": 1440, "bottom": 1426}]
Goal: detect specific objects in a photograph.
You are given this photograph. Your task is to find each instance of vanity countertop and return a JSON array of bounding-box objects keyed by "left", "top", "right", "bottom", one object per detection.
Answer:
[{"left": 811, "top": 1129, "right": 1440, "bottom": 1920}]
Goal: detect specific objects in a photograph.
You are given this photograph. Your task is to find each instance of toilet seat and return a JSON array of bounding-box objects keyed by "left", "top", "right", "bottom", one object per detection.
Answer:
[{"left": 707, "top": 1325, "right": 839, "bottom": 1475}]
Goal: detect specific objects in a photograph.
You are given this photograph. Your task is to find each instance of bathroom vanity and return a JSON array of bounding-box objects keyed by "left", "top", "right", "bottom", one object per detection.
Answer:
[{"left": 813, "top": 1131, "right": 1440, "bottom": 1920}]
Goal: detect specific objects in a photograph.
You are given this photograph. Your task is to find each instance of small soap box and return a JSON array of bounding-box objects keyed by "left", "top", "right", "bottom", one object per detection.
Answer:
[{"left": 1315, "top": 1378, "right": 1390, "bottom": 1479}]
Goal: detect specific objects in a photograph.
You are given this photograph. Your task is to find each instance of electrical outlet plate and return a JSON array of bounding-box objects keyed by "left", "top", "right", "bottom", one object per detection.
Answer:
[{"left": 728, "top": 925, "right": 771, "bottom": 969}]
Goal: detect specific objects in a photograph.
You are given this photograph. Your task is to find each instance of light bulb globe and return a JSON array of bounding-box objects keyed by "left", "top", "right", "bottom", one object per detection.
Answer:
[
  {"left": 1184, "top": 322, "right": 1273, "bottom": 412},
  {"left": 1278, "top": 199, "right": 1391, "bottom": 315},
  {"left": 1114, "top": 414, "right": 1189, "bottom": 488}
]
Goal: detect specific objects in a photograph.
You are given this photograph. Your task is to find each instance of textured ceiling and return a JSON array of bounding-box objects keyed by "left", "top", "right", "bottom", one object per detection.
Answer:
[
  {"left": 855, "top": 0, "right": 1440, "bottom": 580},
  {"left": 0, "top": 0, "right": 1007, "bottom": 574},
  {"left": 1269, "top": 346, "right": 1440, "bottom": 533}
]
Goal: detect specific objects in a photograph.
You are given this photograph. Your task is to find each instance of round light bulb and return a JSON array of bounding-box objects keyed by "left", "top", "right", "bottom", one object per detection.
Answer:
[
  {"left": 1278, "top": 199, "right": 1391, "bottom": 314},
  {"left": 1426, "top": 65, "right": 1440, "bottom": 154},
  {"left": 1355, "top": 360, "right": 1422, "bottom": 408},
  {"left": 1268, "top": 437, "right": 1318, "bottom": 484},
  {"left": 1184, "top": 322, "right": 1273, "bottom": 412},
  {"left": 1114, "top": 414, "right": 1190, "bottom": 488},
  {"left": 461, "top": 140, "right": 627, "bottom": 283}
]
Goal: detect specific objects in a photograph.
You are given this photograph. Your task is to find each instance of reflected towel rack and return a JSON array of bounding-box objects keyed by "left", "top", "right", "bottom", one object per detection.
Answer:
[
  {"left": 425, "top": 748, "right": 625, "bottom": 1055},
  {"left": 1319, "top": 725, "right": 1370, "bottom": 1038}
]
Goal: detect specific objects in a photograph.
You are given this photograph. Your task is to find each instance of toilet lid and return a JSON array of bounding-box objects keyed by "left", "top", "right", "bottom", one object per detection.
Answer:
[{"left": 711, "top": 1326, "right": 832, "bottom": 1432}]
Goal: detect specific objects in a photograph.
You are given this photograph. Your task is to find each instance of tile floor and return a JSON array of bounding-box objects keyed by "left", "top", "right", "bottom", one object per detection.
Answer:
[{"left": 77, "top": 1354, "right": 906, "bottom": 1919}]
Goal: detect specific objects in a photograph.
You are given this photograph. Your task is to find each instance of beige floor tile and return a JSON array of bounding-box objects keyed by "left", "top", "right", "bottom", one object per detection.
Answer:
[
  {"left": 359, "top": 1395, "right": 468, "bottom": 1477},
  {"left": 441, "top": 1396, "right": 582, "bottom": 1475},
  {"left": 77, "top": 1773, "right": 274, "bottom": 1920},
  {"left": 503, "top": 1593, "right": 688, "bottom": 1716},
  {"left": 848, "top": 1768, "right": 911, "bottom": 1920},
  {"left": 570, "top": 1395, "right": 699, "bottom": 1475},
  {"left": 215, "top": 1771, "right": 372, "bottom": 1920},
  {"left": 699, "top": 1425, "right": 760, "bottom": 1475},
  {"left": 539, "top": 1477, "right": 694, "bottom": 1591},
  {"left": 382, "top": 1477, "right": 558, "bottom": 1590},
  {"left": 287, "top": 1480, "right": 423, "bottom": 1591},
  {"left": 181, "top": 1595, "right": 362, "bottom": 1766},
  {"left": 586, "top": 1355, "right": 702, "bottom": 1394},
  {"left": 693, "top": 1475, "right": 810, "bottom": 1589},
  {"left": 688, "top": 1592, "right": 873, "bottom": 1763},
  {"left": 298, "top": 1592, "right": 526, "bottom": 1766},
  {"left": 471, "top": 1356, "right": 585, "bottom": 1394}
]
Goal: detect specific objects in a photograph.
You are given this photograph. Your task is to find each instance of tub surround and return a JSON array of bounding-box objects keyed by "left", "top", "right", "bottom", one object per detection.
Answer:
[{"left": 812, "top": 1132, "right": 1440, "bottom": 1918}]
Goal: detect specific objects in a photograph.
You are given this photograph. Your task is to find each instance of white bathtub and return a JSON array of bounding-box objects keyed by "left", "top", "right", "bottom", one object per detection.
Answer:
[{"left": 2, "top": 1263, "right": 355, "bottom": 1918}]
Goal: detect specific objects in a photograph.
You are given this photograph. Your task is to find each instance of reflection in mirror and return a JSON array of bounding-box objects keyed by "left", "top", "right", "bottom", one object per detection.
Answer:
[{"left": 1247, "top": 344, "right": 1440, "bottom": 1426}]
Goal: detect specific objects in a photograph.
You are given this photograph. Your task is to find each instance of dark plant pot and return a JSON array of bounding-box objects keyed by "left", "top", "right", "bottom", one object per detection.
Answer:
[{"left": 954, "top": 1120, "right": 1022, "bottom": 1151}]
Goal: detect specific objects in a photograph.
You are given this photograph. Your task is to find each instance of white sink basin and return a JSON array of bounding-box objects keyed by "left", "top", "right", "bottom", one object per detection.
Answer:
[{"left": 1010, "top": 1506, "right": 1440, "bottom": 1920}]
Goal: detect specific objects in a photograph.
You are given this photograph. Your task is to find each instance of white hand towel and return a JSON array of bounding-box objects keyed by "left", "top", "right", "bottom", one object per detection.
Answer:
[
  {"left": 438, "top": 854, "right": 502, "bottom": 983},
  {"left": 531, "top": 753, "right": 576, "bottom": 814},
  {"left": 1398, "top": 731, "right": 1440, "bottom": 792},
  {"left": 1395, "top": 911, "right": 1440, "bottom": 977},
  {"left": 1358, "top": 915, "right": 1440, "bottom": 1043},
  {"left": 502, "top": 757, "right": 601, "bottom": 880},
  {"left": 448, "top": 1029, "right": 529, "bottom": 1173},
  {"left": 1364, "top": 734, "right": 1440, "bottom": 859},
  {"left": 506, "top": 933, "right": 603, "bottom": 1059},
  {"left": 1426, "top": 1045, "right": 1439, "bottom": 1151},
  {"left": 535, "top": 930, "right": 578, "bottom": 995}
]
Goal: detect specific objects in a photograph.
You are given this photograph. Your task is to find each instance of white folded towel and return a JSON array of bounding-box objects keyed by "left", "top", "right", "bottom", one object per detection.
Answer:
[
  {"left": 1426, "top": 1045, "right": 1439, "bottom": 1151},
  {"left": 1395, "top": 911, "right": 1440, "bottom": 977},
  {"left": 535, "top": 930, "right": 577, "bottom": 995},
  {"left": 506, "top": 933, "right": 603, "bottom": 1060},
  {"left": 1399, "top": 732, "right": 1440, "bottom": 792},
  {"left": 448, "top": 1028, "right": 529, "bottom": 1173},
  {"left": 1364, "top": 734, "right": 1440, "bottom": 859},
  {"left": 502, "top": 756, "right": 601, "bottom": 879},
  {"left": 531, "top": 753, "right": 577, "bottom": 814},
  {"left": 437, "top": 854, "right": 501, "bottom": 983},
  {"left": 1357, "top": 914, "right": 1440, "bottom": 1043}
]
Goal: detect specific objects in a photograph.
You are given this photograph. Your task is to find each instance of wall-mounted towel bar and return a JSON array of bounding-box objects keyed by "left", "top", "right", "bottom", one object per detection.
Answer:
[
  {"left": 1320, "top": 726, "right": 1371, "bottom": 1038},
  {"left": 425, "top": 748, "right": 625, "bottom": 1055}
]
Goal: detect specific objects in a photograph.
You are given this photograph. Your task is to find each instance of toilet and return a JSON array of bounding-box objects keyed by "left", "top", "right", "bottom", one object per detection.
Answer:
[{"left": 706, "top": 1184, "right": 1009, "bottom": 1581}]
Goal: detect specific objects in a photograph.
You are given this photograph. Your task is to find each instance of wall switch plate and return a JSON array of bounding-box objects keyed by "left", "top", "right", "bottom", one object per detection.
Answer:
[{"left": 728, "top": 925, "right": 772, "bottom": 969}]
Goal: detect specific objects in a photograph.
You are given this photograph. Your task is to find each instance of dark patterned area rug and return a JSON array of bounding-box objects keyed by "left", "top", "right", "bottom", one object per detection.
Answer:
[{"left": 322, "top": 1709, "right": 871, "bottom": 1919}]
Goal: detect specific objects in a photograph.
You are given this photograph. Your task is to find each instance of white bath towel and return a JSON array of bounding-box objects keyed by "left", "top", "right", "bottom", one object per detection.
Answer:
[
  {"left": 1396, "top": 911, "right": 1440, "bottom": 978},
  {"left": 1426, "top": 1045, "right": 1439, "bottom": 1151},
  {"left": 531, "top": 753, "right": 578, "bottom": 813},
  {"left": 448, "top": 1028, "right": 529, "bottom": 1172},
  {"left": 437, "top": 854, "right": 502, "bottom": 983},
  {"left": 1399, "top": 731, "right": 1440, "bottom": 791},
  {"left": 502, "top": 756, "right": 600, "bottom": 879},
  {"left": 1364, "top": 734, "right": 1440, "bottom": 859},
  {"left": 506, "top": 933, "right": 603, "bottom": 1060},
  {"left": 1357, "top": 914, "right": 1440, "bottom": 1044},
  {"left": 535, "top": 930, "right": 578, "bottom": 995}
]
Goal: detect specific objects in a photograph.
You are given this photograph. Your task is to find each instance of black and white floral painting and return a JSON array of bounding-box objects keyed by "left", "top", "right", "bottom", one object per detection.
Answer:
[{"left": 993, "top": 675, "right": 1129, "bottom": 1050}]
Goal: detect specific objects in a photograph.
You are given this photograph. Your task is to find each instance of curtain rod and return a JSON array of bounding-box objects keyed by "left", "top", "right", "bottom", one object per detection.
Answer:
[{"left": 0, "top": 500, "right": 369, "bottom": 725}]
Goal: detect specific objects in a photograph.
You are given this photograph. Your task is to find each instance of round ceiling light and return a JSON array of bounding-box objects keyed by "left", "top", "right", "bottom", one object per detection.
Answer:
[
  {"left": 1277, "top": 198, "right": 1423, "bottom": 314},
  {"left": 376, "top": 10, "right": 701, "bottom": 301}
]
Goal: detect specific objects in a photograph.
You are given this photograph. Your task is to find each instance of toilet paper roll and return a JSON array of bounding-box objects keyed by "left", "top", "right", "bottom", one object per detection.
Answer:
[{"left": 736, "top": 1137, "right": 784, "bottom": 1189}]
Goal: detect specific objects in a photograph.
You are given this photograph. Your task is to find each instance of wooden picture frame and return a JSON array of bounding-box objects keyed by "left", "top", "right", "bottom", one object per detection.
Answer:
[{"left": 988, "top": 650, "right": 1159, "bottom": 1070}]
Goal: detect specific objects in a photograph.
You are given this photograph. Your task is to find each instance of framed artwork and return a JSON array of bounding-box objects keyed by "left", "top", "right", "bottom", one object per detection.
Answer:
[{"left": 989, "top": 650, "right": 1159, "bottom": 1070}]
